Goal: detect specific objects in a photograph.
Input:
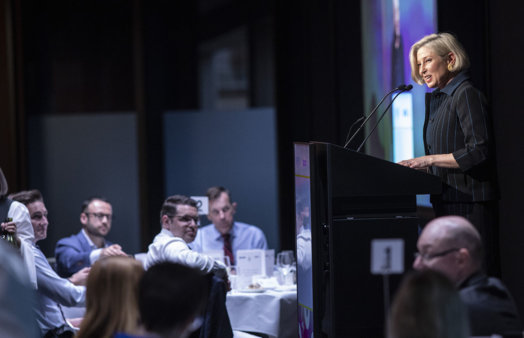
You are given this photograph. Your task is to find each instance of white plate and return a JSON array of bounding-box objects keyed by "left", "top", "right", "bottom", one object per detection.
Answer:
[
  {"left": 236, "top": 288, "right": 266, "bottom": 293},
  {"left": 274, "top": 284, "right": 297, "bottom": 291}
]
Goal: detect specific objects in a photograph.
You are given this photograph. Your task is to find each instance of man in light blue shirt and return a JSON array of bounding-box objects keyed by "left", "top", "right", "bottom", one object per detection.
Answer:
[
  {"left": 11, "top": 190, "right": 87, "bottom": 337},
  {"left": 190, "top": 186, "right": 267, "bottom": 265}
]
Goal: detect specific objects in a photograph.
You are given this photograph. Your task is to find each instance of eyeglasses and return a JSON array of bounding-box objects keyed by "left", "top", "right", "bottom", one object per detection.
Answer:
[
  {"left": 173, "top": 215, "right": 199, "bottom": 225},
  {"left": 84, "top": 212, "right": 112, "bottom": 221},
  {"left": 414, "top": 247, "right": 460, "bottom": 261}
]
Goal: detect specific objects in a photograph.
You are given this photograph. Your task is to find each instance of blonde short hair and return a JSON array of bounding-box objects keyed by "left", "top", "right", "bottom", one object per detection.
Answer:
[{"left": 409, "top": 33, "right": 470, "bottom": 85}]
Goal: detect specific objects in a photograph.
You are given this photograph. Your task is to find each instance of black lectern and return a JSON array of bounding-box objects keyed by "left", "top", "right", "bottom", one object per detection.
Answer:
[{"left": 294, "top": 142, "right": 441, "bottom": 337}]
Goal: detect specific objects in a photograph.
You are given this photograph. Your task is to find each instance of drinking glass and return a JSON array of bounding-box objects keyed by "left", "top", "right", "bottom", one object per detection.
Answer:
[
  {"left": 223, "top": 255, "right": 237, "bottom": 275},
  {"left": 276, "top": 250, "right": 295, "bottom": 285}
]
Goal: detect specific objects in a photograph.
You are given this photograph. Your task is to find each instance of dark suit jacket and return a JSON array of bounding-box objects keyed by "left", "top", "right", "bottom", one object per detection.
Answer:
[
  {"left": 460, "top": 272, "right": 522, "bottom": 336},
  {"left": 55, "top": 231, "right": 112, "bottom": 278},
  {"left": 424, "top": 71, "right": 499, "bottom": 202},
  {"left": 198, "top": 274, "right": 233, "bottom": 338}
]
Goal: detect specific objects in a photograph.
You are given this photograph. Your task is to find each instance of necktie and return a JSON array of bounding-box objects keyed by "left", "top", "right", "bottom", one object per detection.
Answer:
[{"left": 222, "top": 233, "right": 234, "bottom": 266}]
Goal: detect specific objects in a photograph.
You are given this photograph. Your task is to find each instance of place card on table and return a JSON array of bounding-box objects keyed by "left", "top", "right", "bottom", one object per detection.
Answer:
[{"left": 237, "top": 249, "right": 274, "bottom": 277}]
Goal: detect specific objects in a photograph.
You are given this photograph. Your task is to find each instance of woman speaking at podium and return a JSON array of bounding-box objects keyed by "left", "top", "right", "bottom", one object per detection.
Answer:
[{"left": 398, "top": 33, "right": 500, "bottom": 275}]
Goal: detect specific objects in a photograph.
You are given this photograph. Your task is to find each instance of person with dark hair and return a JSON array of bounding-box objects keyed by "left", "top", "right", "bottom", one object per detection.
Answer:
[
  {"left": 413, "top": 215, "right": 522, "bottom": 336},
  {"left": 0, "top": 168, "right": 38, "bottom": 289},
  {"left": 10, "top": 189, "right": 87, "bottom": 337},
  {"left": 138, "top": 262, "right": 208, "bottom": 338},
  {"left": 145, "top": 195, "right": 227, "bottom": 279},
  {"left": 191, "top": 186, "right": 267, "bottom": 265},
  {"left": 399, "top": 33, "right": 500, "bottom": 276},
  {"left": 55, "top": 196, "right": 127, "bottom": 277},
  {"left": 388, "top": 269, "right": 470, "bottom": 338}
]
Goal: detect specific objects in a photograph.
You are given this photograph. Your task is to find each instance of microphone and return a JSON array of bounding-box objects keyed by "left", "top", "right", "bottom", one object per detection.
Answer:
[
  {"left": 356, "top": 84, "right": 413, "bottom": 152},
  {"left": 343, "top": 84, "right": 412, "bottom": 149}
]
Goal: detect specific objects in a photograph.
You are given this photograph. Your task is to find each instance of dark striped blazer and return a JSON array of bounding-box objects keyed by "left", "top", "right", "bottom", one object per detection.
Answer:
[{"left": 423, "top": 72, "right": 499, "bottom": 202}]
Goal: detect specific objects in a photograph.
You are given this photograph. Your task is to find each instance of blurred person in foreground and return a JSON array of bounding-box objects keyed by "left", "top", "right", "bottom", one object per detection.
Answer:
[
  {"left": 133, "top": 262, "right": 208, "bottom": 338},
  {"left": 413, "top": 215, "right": 521, "bottom": 336},
  {"left": 55, "top": 196, "right": 127, "bottom": 277},
  {"left": 0, "top": 239, "right": 40, "bottom": 337},
  {"left": 388, "top": 269, "right": 469, "bottom": 338},
  {"left": 191, "top": 186, "right": 267, "bottom": 266},
  {"left": 398, "top": 33, "right": 500, "bottom": 276},
  {"left": 0, "top": 167, "right": 37, "bottom": 289},
  {"left": 10, "top": 189, "right": 88, "bottom": 337},
  {"left": 76, "top": 256, "right": 144, "bottom": 338}
]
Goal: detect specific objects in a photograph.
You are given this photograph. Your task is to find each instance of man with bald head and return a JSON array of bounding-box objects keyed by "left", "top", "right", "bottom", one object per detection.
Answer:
[{"left": 414, "top": 215, "right": 522, "bottom": 336}]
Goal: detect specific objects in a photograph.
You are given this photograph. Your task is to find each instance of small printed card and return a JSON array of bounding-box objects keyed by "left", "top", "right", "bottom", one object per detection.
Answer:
[
  {"left": 370, "top": 238, "right": 404, "bottom": 275},
  {"left": 190, "top": 196, "right": 208, "bottom": 215},
  {"left": 237, "top": 249, "right": 275, "bottom": 277}
]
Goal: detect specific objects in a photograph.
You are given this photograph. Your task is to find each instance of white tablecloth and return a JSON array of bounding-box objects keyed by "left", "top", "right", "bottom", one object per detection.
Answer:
[
  {"left": 63, "top": 287, "right": 299, "bottom": 338},
  {"left": 226, "top": 288, "right": 298, "bottom": 338}
]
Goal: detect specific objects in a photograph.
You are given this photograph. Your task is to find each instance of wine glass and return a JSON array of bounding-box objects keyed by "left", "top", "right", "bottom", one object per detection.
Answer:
[
  {"left": 223, "top": 255, "right": 237, "bottom": 276},
  {"left": 276, "top": 250, "right": 295, "bottom": 285}
]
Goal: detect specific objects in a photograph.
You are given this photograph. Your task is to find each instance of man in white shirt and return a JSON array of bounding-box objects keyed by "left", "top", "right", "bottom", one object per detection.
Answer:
[
  {"left": 145, "top": 195, "right": 227, "bottom": 280},
  {"left": 191, "top": 186, "right": 267, "bottom": 266}
]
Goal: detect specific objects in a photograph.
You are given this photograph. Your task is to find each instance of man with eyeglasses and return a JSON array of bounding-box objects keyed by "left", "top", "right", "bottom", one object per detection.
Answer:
[
  {"left": 55, "top": 197, "right": 127, "bottom": 278},
  {"left": 413, "top": 215, "right": 521, "bottom": 336},
  {"left": 145, "top": 194, "right": 227, "bottom": 279},
  {"left": 190, "top": 186, "right": 267, "bottom": 266},
  {"left": 145, "top": 195, "right": 232, "bottom": 337}
]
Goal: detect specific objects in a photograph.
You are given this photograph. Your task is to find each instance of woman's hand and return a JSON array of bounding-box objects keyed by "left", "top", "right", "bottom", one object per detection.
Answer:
[
  {"left": 1, "top": 221, "right": 21, "bottom": 247},
  {"left": 398, "top": 153, "right": 459, "bottom": 170},
  {"left": 1, "top": 221, "right": 17, "bottom": 234},
  {"left": 398, "top": 156, "right": 433, "bottom": 170}
]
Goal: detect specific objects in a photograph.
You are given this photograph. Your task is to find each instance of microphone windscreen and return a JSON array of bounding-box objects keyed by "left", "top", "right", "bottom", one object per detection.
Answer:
[{"left": 397, "top": 84, "right": 413, "bottom": 91}]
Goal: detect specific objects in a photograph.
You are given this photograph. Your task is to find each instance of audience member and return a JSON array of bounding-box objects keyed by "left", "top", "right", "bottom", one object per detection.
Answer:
[
  {"left": 138, "top": 262, "right": 208, "bottom": 338},
  {"left": 10, "top": 189, "right": 87, "bottom": 337},
  {"left": 413, "top": 215, "right": 522, "bottom": 336},
  {"left": 0, "top": 239, "right": 40, "bottom": 338},
  {"left": 191, "top": 186, "right": 267, "bottom": 265},
  {"left": 145, "top": 195, "right": 227, "bottom": 280},
  {"left": 76, "top": 256, "right": 144, "bottom": 338},
  {"left": 55, "top": 196, "right": 127, "bottom": 277},
  {"left": 0, "top": 167, "right": 37, "bottom": 289},
  {"left": 388, "top": 269, "right": 469, "bottom": 338}
]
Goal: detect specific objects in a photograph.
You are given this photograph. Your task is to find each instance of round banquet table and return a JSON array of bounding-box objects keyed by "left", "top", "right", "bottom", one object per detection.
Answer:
[{"left": 226, "top": 287, "right": 298, "bottom": 338}]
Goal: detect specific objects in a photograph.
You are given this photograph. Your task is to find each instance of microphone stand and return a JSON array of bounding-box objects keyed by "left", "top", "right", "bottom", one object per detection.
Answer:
[
  {"left": 343, "top": 116, "right": 365, "bottom": 148},
  {"left": 343, "top": 86, "right": 404, "bottom": 149},
  {"left": 356, "top": 85, "right": 412, "bottom": 152}
]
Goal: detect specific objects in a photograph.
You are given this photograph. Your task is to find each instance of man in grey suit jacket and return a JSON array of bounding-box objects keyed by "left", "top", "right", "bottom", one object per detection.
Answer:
[
  {"left": 55, "top": 197, "right": 127, "bottom": 277},
  {"left": 413, "top": 215, "right": 521, "bottom": 336}
]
